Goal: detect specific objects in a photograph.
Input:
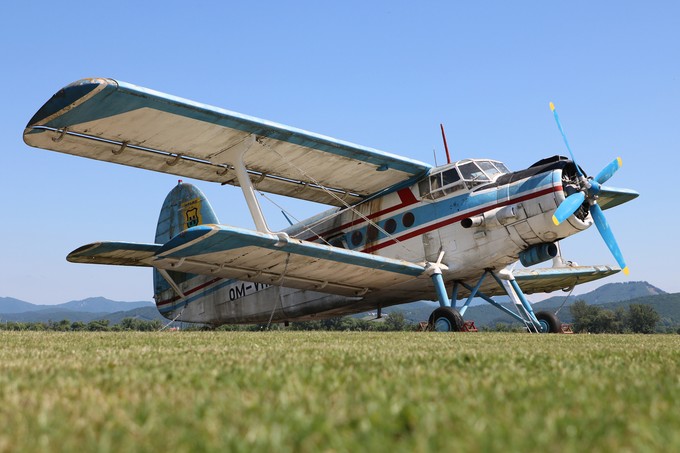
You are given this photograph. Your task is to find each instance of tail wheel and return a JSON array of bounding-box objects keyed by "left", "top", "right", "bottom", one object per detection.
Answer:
[
  {"left": 428, "top": 307, "right": 465, "bottom": 332},
  {"left": 535, "top": 311, "right": 562, "bottom": 333}
]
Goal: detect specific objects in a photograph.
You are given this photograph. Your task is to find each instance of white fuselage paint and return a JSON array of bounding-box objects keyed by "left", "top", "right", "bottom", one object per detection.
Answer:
[{"left": 157, "top": 163, "right": 591, "bottom": 325}]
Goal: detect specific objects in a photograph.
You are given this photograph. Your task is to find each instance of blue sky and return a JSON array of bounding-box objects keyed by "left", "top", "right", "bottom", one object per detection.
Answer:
[{"left": 1, "top": 1, "right": 677, "bottom": 304}]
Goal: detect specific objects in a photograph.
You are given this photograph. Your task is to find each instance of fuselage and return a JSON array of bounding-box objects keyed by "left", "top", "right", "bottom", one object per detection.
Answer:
[{"left": 156, "top": 156, "right": 592, "bottom": 325}]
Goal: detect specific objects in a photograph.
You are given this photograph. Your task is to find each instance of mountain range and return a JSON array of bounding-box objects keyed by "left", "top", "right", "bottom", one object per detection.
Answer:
[{"left": 0, "top": 297, "right": 163, "bottom": 324}]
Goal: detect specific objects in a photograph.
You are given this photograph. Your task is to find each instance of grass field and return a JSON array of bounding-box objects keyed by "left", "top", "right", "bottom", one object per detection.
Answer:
[{"left": 1, "top": 332, "right": 679, "bottom": 452}]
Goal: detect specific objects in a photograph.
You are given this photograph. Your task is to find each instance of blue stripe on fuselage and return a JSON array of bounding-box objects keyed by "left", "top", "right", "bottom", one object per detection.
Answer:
[
  {"left": 341, "top": 171, "right": 556, "bottom": 249},
  {"left": 157, "top": 277, "right": 237, "bottom": 314}
]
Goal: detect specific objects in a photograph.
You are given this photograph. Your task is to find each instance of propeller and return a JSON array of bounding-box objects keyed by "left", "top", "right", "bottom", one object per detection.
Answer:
[{"left": 549, "top": 102, "right": 629, "bottom": 275}]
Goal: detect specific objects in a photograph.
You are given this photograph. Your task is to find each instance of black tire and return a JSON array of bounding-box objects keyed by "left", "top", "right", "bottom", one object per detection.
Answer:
[
  {"left": 428, "top": 307, "right": 465, "bottom": 332},
  {"left": 535, "top": 311, "right": 561, "bottom": 333}
]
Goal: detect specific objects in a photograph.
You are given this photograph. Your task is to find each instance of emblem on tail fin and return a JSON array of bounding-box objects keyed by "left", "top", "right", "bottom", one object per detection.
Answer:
[{"left": 182, "top": 198, "right": 202, "bottom": 229}]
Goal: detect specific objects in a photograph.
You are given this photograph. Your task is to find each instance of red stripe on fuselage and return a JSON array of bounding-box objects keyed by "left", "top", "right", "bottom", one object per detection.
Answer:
[
  {"left": 301, "top": 188, "right": 420, "bottom": 241},
  {"left": 362, "top": 185, "right": 562, "bottom": 254},
  {"left": 157, "top": 277, "right": 222, "bottom": 306}
]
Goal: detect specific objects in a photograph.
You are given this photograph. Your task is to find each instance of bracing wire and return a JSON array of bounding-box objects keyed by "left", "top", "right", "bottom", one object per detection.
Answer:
[{"left": 255, "top": 137, "right": 415, "bottom": 256}]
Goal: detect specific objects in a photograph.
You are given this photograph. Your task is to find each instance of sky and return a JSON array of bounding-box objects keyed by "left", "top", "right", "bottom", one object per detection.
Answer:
[{"left": 1, "top": 1, "right": 678, "bottom": 305}]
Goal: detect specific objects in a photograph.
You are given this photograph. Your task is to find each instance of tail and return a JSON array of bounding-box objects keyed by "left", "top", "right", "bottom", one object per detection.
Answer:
[{"left": 153, "top": 181, "right": 219, "bottom": 317}]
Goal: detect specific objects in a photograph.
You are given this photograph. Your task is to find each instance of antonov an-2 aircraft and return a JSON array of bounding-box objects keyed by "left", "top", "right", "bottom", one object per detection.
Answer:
[{"left": 24, "top": 78, "right": 639, "bottom": 332}]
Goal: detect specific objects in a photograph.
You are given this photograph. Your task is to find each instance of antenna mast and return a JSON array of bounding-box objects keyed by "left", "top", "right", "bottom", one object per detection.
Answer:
[{"left": 440, "top": 123, "right": 451, "bottom": 164}]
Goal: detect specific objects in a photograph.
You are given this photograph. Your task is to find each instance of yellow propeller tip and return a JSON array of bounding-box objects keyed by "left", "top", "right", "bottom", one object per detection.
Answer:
[
  {"left": 552, "top": 215, "right": 560, "bottom": 226},
  {"left": 549, "top": 102, "right": 555, "bottom": 111},
  {"left": 623, "top": 266, "right": 630, "bottom": 275},
  {"left": 617, "top": 157, "right": 623, "bottom": 167}
]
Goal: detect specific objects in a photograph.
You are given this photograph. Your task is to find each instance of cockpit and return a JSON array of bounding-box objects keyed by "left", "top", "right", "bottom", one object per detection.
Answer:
[{"left": 418, "top": 159, "right": 510, "bottom": 200}]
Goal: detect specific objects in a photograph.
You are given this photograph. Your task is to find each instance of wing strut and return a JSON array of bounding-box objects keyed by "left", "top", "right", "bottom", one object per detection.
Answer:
[
  {"left": 226, "top": 135, "right": 273, "bottom": 234},
  {"left": 156, "top": 268, "right": 187, "bottom": 300}
]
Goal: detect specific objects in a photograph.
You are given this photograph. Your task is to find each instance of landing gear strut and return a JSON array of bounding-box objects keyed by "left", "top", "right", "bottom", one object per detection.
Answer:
[{"left": 427, "top": 266, "right": 563, "bottom": 333}]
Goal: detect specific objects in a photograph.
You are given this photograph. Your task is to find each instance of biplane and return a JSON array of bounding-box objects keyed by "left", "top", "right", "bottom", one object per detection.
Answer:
[{"left": 23, "top": 78, "right": 638, "bottom": 332}]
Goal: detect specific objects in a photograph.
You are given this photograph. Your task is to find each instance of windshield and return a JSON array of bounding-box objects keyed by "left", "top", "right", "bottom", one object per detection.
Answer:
[
  {"left": 459, "top": 162, "right": 489, "bottom": 182},
  {"left": 418, "top": 159, "right": 510, "bottom": 199}
]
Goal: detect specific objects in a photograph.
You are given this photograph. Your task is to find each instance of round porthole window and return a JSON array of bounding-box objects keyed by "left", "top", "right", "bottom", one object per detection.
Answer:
[
  {"left": 351, "top": 230, "right": 363, "bottom": 247},
  {"left": 402, "top": 212, "right": 415, "bottom": 228},
  {"left": 384, "top": 218, "right": 397, "bottom": 234}
]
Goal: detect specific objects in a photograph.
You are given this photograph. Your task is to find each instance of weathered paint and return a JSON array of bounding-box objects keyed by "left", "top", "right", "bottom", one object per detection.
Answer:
[{"left": 26, "top": 79, "right": 639, "bottom": 326}]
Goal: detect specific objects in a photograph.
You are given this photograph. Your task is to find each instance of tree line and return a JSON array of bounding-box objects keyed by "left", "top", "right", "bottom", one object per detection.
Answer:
[
  {"left": 569, "top": 300, "right": 669, "bottom": 334},
  {"left": 1, "top": 304, "right": 677, "bottom": 333},
  {"left": 0, "top": 318, "right": 162, "bottom": 332}
]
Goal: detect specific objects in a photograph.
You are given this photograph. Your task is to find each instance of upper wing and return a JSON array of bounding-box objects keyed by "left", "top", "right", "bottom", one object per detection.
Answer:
[
  {"left": 24, "top": 78, "right": 431, "bottom": 206},
  {"left": 150, "top": 224, "right": 426, "bottom": 297}
]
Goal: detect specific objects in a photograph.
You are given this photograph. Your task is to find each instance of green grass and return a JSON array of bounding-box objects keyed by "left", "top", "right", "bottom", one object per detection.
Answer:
[{"left": 1, "top": 332, "right": 679, "bottom": 452}]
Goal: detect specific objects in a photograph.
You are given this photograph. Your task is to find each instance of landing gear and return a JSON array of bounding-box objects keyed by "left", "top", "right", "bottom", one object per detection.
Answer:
[
  {"left": 535, "top": 311, "right": 562, "bottom": 333},
  {"left": 428, "top": 307, "right": 464, "bottom": 332}
]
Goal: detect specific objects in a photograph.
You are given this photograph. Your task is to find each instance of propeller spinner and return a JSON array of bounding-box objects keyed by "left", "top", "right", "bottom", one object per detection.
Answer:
[{"left": 549, "top": 102, "right": 629, "bottom": 275}]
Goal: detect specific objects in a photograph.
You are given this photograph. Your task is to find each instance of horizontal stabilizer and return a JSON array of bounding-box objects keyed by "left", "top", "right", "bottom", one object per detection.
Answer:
[
  {"left": 152, "top": 224, "right": 426, "bottom": 297},
  {"left": 68, "top": 242, "right": 162, "bottom": 267}
]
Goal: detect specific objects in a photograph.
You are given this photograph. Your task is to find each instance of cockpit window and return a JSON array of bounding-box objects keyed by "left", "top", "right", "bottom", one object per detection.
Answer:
[
  {"left": 478, "top": 160, "right": 501, "bottom": 177},
  {"left": 418, "top": 159, "right": 509, "bottom": 199},
  {"left": 493, "top": 162, "right": 510, "bottom": 174},
  {"left": 459, "top": 162, "right": 489, "bottom": 183},
  {"left": 442, "top": 168, "right": 461, "bottom": 186},
  {"left": 419, "top": 167, "right": 465, "bottom": 200}
]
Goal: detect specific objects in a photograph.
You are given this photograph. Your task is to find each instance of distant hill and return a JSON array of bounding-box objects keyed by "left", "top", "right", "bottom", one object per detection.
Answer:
[
  {"left": 102, "top": 307, "right": 167, "bottom": 325},
  {"left": 0, "top": 297, "right": 46, "bottom": 314},
  {"left": 0, "top": 297, "right": 157, "bottom": 324},
  {"left": 0, "top": 309, "right": 109, "bottom": 323},
  {"left": 535, "top": 281, "right": 665, "bottom": 309},
  {"left": 57, "top": 297, "right": 153, "bottom": 313}
]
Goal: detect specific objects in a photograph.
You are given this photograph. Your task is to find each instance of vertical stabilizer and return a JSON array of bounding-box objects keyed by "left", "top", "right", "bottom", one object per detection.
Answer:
[
  {"left": 153, "top": 182, "right": 219, "bottom": 315},
  {"left": 155, "top": 181, "right": 219, "bottom": 244}
]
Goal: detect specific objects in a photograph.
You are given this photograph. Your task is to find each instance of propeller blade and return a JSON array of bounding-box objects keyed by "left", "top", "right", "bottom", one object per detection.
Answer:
[
  {"left": 552, "top": 191, "right": 585, "bottom": 226},
  {"left": 550, "top": 102, "right": 583, "bottom": 177},
  {"left": 594, "top": 157, "right": 622, "bottom": 184},
  {"left": 589, "top": 203, "right": 629, "bottom": 275}
]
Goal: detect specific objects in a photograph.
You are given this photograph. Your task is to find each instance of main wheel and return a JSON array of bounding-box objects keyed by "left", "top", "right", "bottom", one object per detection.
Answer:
[
  {"left": 535, "top": 311, "right": 562, "bottom": 333},
  {"left": 428, "top": 307, "right": 465, "bottom": 332}
]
